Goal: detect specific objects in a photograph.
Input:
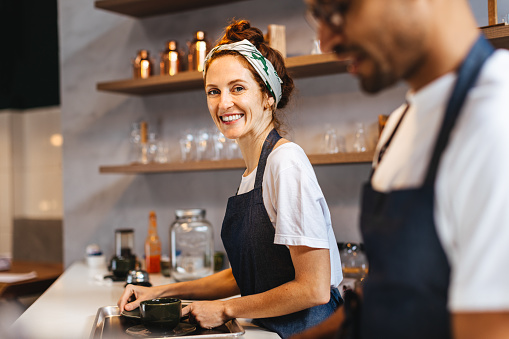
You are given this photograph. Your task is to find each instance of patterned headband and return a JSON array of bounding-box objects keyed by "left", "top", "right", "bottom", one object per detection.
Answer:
[{"left": 203, "top": 39, "right": 283, "bottom": 106}]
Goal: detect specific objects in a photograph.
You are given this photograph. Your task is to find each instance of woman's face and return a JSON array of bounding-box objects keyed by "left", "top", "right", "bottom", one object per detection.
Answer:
[{"left": 205, "top": 54, "right": 274, "bottom": 141}]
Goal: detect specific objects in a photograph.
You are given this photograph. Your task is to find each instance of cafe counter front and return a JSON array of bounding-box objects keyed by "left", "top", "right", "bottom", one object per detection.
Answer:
[{"left": 9, "top": 261, "right": 279, "bottom": 339}]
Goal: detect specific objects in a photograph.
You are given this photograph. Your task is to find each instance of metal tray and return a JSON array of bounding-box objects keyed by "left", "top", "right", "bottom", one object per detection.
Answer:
[{"left": 90, "top": 305, "right": 245, "bottom": 339}]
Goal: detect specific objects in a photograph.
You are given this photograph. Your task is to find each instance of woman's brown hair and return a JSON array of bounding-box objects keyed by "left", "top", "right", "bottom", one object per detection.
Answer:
[{"left": 204, "top": 19, "right": 295, "bottom": 131}]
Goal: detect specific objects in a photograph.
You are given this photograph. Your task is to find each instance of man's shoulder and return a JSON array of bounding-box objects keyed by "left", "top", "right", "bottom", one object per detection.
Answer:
[{"left": 482, "top": 49, "right": 509, "bottom": 84}]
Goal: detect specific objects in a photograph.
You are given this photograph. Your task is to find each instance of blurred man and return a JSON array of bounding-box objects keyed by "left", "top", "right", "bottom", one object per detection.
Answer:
[{"left": 293, "top": 0, "right": 509, "bottom": 338}]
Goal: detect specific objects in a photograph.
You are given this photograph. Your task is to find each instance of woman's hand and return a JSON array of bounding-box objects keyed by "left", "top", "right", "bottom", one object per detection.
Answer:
[
  {"left": 117, "top": 284, "right": 162, "bottom": 312},
  {"left": 182, "top": 300, "right": 231, "bottom": 329}
]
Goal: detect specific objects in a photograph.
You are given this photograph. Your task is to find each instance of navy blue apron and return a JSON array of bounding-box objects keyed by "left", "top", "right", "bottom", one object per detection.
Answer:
[
  {"left": 358, "top": 35, "right": 494, "bottom": 339},
  {"left": 221, "top": 129, "right": 342, "bottom": 339}
]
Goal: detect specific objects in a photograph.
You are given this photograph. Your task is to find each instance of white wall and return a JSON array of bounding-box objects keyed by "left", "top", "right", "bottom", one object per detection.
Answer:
[
  {"left": 58, "top": 0, "right": 506, "bottom": 267},
  {"left": 0, "top": 111, "right": 14, "bottom": 255},
  {"left": 0, "top": 107, "right": 63, "bottom": 255}
]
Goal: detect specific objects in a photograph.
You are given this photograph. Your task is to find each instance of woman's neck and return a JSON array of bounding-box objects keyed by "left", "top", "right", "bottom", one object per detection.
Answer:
[{"left": 238, "top": 125, "right": 274, "bottom": 176}]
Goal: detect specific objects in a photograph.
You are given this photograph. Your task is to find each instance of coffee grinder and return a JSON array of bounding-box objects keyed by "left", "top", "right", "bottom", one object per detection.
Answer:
[{"left": 110, "top": 228, "right": 137, "bottom": 280}]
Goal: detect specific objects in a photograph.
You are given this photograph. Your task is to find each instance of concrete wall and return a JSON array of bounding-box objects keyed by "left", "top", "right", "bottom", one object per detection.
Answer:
[{"left": 58, "top": 0, "right": 507, "bottom": 267}]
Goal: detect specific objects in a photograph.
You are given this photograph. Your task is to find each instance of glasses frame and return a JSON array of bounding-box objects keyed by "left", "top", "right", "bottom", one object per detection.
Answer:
[{"left": 306, "top": 0, "right": 347, "bottom": 31}]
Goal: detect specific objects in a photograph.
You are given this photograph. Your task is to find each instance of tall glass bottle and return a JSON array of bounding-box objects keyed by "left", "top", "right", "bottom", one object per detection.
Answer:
[
  {"left": 170, "top": 209, "right": 214, "bottom": 281},
  {"left": 144, "top": 211, "right": 161, "bottom": 273}
]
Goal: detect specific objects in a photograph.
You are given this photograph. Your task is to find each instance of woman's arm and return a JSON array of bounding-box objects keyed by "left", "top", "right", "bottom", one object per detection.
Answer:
[
  {"left": 183, "top": 246, "right": 332, "bottom": 328},
  {"left": 118, "top": 268, "right": 240, "bottom": 311},
  {"left": 453, "top": 312, "right": 509, "bottom": 339}
]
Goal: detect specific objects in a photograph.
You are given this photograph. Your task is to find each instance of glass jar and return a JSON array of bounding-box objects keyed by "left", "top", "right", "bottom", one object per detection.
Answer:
[
  {"left": 339, "top": 242, "right": 368, "bottom": 280},
  {"left": 170, "top": 209, "right": 214, "bottom": 281}
]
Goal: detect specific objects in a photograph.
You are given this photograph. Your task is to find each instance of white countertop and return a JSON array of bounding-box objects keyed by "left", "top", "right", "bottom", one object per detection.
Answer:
[{"left": 9, "top": 261, "right": 279, "bottom": 339}]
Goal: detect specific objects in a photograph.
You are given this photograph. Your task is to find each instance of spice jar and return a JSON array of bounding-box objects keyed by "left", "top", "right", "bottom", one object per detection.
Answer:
[
  {"left": 187, "top": 31, "right": 209, "bottom": 72},
  {"left": 160, "top": 40, "right": 181, "bottom": 76},
  {"left": 170, "top": 209, "right": 214, "bottom": 281},
  {"left": 133, "top": 49, "right": 153, "bottom": 79}
]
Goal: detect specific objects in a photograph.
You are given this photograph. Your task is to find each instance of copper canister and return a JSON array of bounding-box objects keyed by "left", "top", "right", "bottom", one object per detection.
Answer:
[
  {"left": 160, "top": 41, "right": 180, "bottom": 76},
  {"left": 188, "top": 31, "right": 209, "bottom": 72},
  {"left": 133, "top": 50, "right": 153, "bottom": 79}
]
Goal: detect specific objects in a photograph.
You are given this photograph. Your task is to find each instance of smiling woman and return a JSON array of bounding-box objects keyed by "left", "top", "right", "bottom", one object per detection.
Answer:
[{"left": 117, "top": 19, "right": 344, "bottom": 339}]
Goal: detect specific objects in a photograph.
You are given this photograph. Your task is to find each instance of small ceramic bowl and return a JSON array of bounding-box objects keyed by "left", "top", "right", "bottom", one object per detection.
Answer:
[{"left": 139, "top": 298, "right": 182, "bottom": 331}]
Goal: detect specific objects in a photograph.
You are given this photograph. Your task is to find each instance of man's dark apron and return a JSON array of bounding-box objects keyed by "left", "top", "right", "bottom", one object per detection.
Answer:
[
  {"left": 221, "top": 129, "right": 342, "bottom": 338},
  {"left": 358, "top": 36, "right": 494, "bottom": 338}
]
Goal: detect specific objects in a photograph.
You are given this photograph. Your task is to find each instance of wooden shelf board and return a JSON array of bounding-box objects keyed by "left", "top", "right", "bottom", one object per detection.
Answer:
[
  {"left": 99, "top": 151, "right": 374, "bottom": 174},
  {"left": 481, "top": 23, "right": 509, "bottom": 49},
  {"left": 94, "top": 0, "right": 245, "bottom": 18},
  {"left": 97, "top": 71, "right": 204, "bottom": 95},
  {"left": 307, "top": 151, "right": 374, "bottom": 165},
  {"left": 97, "top": 54, "right": 351, "bottom": 95},
  {"left": 286, "top": 54, "right": 350, "bottom": 78}
]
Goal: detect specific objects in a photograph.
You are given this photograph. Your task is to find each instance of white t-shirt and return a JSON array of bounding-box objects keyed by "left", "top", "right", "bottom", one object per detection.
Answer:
[
  {"left": 237, "top": 142, "right": 343, "bottom": 288},
  {"left": 372, "top": 49, "right": 509, "bottom": 312}
]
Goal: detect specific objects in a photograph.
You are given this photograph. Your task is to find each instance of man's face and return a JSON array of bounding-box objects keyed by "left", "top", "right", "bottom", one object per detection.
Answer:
[{"left": 309, "top": 0, "right": 429, "bottom": 93}]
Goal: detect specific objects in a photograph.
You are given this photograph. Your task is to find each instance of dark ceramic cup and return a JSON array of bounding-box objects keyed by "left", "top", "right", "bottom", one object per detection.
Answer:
[{"left": 139, "top": 298, "right": 182, "bottom": 331}]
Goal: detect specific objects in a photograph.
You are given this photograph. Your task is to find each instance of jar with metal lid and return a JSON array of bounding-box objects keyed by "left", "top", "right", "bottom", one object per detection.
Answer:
[
  {"left": 170, "top": 209, "right": 214, "bottom": 281},
  {"left": 339, "top": 242, "right": 368, "bottom": 280}
]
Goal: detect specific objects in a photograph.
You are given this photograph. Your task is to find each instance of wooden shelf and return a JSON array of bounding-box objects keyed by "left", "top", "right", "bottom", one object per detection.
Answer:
[
  {"left": 481, "top": 23, "right": 509, "bottom": 49},
  {"left": 94, "top": 0, "right": 246, "bottom": 18},
  {"left": 97, "top": 53, "right": 350, "bottom": 95},
  {"left": 99, "top": 151, "right": 374, "bottom": 174}
]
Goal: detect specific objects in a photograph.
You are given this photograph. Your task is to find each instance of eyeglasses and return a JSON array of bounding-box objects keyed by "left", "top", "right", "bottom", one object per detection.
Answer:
[{"left": 306, "top": 0, "right": 348, "bottom": 31}]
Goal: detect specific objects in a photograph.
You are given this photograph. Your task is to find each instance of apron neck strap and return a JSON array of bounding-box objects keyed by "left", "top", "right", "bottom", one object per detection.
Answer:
[
  {"left": 424, "top": 35, "right": 494, "bottom": 186},
  {"left": 255, "top": 129, "right": 282, "bottom": 188}
]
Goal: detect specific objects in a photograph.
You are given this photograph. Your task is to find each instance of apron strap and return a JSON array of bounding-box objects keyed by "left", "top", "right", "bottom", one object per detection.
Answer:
[
  {"left": 423, "top": 35, "right": 495, "bottom": 186},
  {"left": 370, "top": 103, "right": 410, "bottom": 178},
  {"left": 254, "top": 129, "right": 282, "bottom": 188}
]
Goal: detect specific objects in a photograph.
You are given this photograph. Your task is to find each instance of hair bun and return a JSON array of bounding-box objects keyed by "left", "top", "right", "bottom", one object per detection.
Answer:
[{"left": 223, "top": 19, "right": 265, "bottom": 46}]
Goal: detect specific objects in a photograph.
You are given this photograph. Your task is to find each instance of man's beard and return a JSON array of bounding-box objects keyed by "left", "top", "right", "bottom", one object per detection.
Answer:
[
  {"left": 333, "top": 44, "right": 399, "bottom": 94},
  {"left": 359, "top": 65, "right": 399, "bottom": 94}
]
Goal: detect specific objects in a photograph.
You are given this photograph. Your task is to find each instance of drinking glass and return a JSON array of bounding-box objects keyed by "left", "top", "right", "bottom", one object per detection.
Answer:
[
  {"left": 311, "top": 39, "right": 322, "bottom": 55},
  {"left": 224, "top": 138, "right": 241, "bottom": 159},
  {"left": 129, "top": 122, "right": 141, "bottom": 163},
  {"left": 147, "top": 133, "right": 158, "bottom": 163},
  {"left": 353, "top": 122, "right": 367, "bottom": 152},
  {"left": 195, "top": 128, "right": 212, "bottom": 161},
  {"left": 179, "top": 130, "right": 196, "bottom": 162},
  {"left": 323, "top": 125, "right": 339, "bottom": 154},
  {"left": 211, "top": 130, "right": 225, "bottom": 160},
  {"left": 154, "top": 140, "right": 169, "bottom": 163}
]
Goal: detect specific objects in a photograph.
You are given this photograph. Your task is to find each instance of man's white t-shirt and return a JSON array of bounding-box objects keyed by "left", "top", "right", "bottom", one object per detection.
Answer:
[
  {"left": 237, "top": 142, "right": 343, "bottom": 288},
  {"left": 372, "top": 49, "right": 509, "bottom": 312}
]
